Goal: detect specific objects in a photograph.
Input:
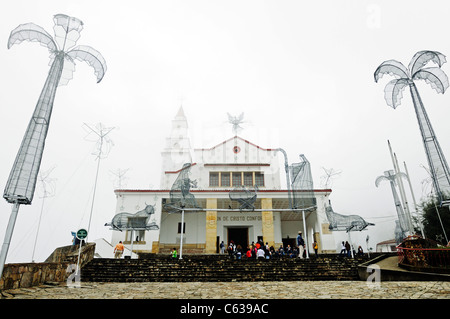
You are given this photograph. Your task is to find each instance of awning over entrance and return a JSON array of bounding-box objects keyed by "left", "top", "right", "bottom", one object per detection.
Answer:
[{"left": 161, "top": 196, "right": 316, "bottom": 221}]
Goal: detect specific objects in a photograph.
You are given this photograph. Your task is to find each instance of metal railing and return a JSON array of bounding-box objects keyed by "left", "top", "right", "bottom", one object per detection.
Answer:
[{"left": 397, "top": 237, "right": 450, "bottom": 269}]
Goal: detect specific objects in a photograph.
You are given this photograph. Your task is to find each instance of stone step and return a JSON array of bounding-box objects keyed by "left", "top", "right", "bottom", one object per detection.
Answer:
[{"left": 80, "top": 255, "right": 363, "bottom": 282}]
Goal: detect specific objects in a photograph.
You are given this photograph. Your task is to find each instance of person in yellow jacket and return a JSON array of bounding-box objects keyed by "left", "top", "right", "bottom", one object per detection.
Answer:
[
  {"left": 114, "top": 241, "right": 124, "bottom": 258},
  {"left": 313, "top": 241, "right": 319, "bottom": 257}
]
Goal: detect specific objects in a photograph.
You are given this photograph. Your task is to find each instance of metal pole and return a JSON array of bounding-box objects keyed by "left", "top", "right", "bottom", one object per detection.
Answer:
[
  {"left": 0, "top": 203, "right": 20, "bottom": 279},
  {"left": 130, "top": 229, "right": 134, "bottom": 259},
  {"left": 366, "top": 236, "right": 370, "bottom": 259},
  {"left": 388, "top": 141, "right": 414, "bottom": 235},
  {"left": 179, "top": 209, "right": 185, "bottom": 259},
  {"left": 76, "top": 241, "right": 82, "bottom": 275},
  {"left": 87, "top": 155, "right": 101, "bottom": 242},
  {"left": 31, "top": 197, "right": 45, "bottom": 262},
  {"left": 302, "top": 210, "right": 309, "bottom": 259},
  {"left": 394, "top": 153, "right": 414, "bottom": 234},
  {"left": 277, "top": 148, "right": 292, "bottom": 209},
  {"left": 403, "top": 161, "right": 425, "bottom": 238}
]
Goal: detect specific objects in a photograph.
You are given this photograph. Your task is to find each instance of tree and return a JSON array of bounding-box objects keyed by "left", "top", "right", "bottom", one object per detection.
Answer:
[
  {"left": 374, "top": 51, "right": 450, "bottom": 206},
  {"left": 420, "top": 197, "right": 450, "bottom": 245}
]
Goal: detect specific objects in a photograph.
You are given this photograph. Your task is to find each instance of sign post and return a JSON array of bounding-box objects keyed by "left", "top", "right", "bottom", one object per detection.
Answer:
[{"left": 75, "top": 229, "right": 88, "bottom": 275}]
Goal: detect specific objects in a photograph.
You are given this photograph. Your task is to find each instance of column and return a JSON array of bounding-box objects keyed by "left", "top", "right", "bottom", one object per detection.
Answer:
[
  {"left": 205, "top": 198, "right": 217, "bottom": 254},
  {"left": 261, "top": 198, "right": 275, "bottom": 248}
]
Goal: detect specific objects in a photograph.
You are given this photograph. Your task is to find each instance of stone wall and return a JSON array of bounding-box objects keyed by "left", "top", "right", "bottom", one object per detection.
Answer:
[{"left": 0, "top": 242, "right": 95, "bottom": 290}]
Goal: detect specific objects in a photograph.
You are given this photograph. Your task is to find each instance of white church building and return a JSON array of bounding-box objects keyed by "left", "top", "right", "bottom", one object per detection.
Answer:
[{"left": 109, "top": 107, "right": 338, "bottom": 255}]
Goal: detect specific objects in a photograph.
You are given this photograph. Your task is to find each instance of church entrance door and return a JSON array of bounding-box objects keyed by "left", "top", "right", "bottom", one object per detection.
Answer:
[{"left": 227, "top": 227, "right": 248, "bottom": 249}]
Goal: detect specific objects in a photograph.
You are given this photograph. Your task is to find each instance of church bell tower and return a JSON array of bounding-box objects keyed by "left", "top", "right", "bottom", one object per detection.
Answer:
[{"left": 160, "top": 106, "right": 193, "bottom": 188}]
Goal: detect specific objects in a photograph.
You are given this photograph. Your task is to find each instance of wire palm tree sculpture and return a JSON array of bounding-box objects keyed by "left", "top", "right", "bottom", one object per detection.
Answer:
[
  {"left": 375, "top": 170, "right": 411, "bottom": 242},
  {"left": 1, "top": 14, "right": 106, "bottom": 278},
  {"left": 374, "top": 51, "right": 450, "bottom": 206}
]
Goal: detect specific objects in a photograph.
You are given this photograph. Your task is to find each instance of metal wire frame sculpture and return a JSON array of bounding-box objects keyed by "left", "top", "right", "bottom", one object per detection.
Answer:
[
  {"left": 375, "top": 170, "right": 410, "bottom": 242},
  {"left": 105, "top": 203, "right": 158, "bottom": 259},
  {"left": 227, "top": 112, "right": 245, "bottom": 135},
  {"left": 164, "top": 163, "right": 201, "bottom": 213},
  {"left": 325, "top": 201, "right": 374, "bottom": 258},
  {"left": 325, "top": 201, "right": 375, "bottom": 232},
  {"left": 374, "top": 51, "right": 450, "bottom": 206},
  {"left": 229, "top": 185, "right": 258, "bottom": 211},
  {"left": 394, "top": 220, "right": 404, "bottom": 245},
  {"left": 4, "top": 14, "right": 106, "bottom": 205},
  {"left": 105, "top": 203, "right": 159, "bottom": 232},
  {"left": 289, "top": 154, "right": 317, "bottom": 210},
  {"left": 1, "top": 14, "right": 106, "bottom": 279},
  {"left": 163, "top": 163, "right": 200, "bottom": 259}
]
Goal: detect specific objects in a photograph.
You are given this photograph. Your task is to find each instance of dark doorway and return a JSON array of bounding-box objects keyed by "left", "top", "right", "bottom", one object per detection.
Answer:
[
  {"left": 227, "top": 227, "right": 248, "bottom": 249},
  {"left": 282, "top": 237, "right": 296, "bottom": 248},
  {"left": 216, "top": 236, "right": 220, "bottom": 253}
]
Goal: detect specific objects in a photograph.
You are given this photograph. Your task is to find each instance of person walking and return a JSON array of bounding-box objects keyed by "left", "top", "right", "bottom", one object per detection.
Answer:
[
  {"left": 345, "top": 241, "right": 351, "bottom": 257},
  {"left": 246, "top": 247, "right": 252, "bottom": 258},
  {"left": 236, "top": 245, "right": 243, "bottom": 260},
  {"left": 257, "top": 247, "right": 265, "bottom": 259},
  {"left": 114, "top": 241, "right": 124, "bottom": 259},
  {"left": 171, "top": 247, "right": 178, "bottom": 259},
  {"left": 297, "top": 231, "right": 305, "bottom": 258},
  {"left": 220, "top": 241, "right": 225, "bottom": 254},
  {"left": 228, "top": 242, "right": 235, "bottom": 259},
  {"left": 357, "top": 245, "right": 364, "bottom": 256},
  {"left": 313, "top": 241, "right": 319, "bottom": 257},
  {"left": 340, "top": 241, "right": 346, "bottom": 256}
]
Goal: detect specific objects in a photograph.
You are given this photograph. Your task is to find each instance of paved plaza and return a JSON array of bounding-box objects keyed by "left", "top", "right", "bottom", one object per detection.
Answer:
[{"left": 1, "top": 280, "right": 449, "bottom": 299}]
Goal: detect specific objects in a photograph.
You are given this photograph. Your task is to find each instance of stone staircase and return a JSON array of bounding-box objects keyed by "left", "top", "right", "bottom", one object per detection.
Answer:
[{"left": 80, "top": 254, "right": 373, "bottom": 282}]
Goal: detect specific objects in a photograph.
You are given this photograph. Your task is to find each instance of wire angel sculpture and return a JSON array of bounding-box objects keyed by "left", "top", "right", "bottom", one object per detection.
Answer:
[
  {"left": 375, "top": 170, "right": 410, "bottom": 241},
  {"left": 374, "top": 51, "right": 450, "bottom": 206},
  {"left": 289, "top": 154, "right": 316, "bottom": 210},
  {"left": 227, "top": 112, "right": 244, "bottom": 135},
  {"left": 229, "top": 185, "right": 258, "bottom": 211},
  {"left": 164, "top": 163, "right": 201, "bottom": 213},
  {"left": 3, "top": 14, "right": 107, "bottom": 205}
]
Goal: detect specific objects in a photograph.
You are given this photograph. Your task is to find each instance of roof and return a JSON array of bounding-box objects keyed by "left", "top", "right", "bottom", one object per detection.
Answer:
[
  {"left": 194, "top": 135, "right": 278, "bottom": 152},
  {"left": 376, "top": 239, "right": 397, "bottom": 246},
  {"left": 175, "top": 105, "right": 186, "bottom": 119}
]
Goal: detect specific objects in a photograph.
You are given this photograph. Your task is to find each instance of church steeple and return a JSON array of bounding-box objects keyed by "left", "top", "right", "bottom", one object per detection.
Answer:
[
  {"left": 175, "top": 105, "right": 186, "bottom": 119},
  {"left": 160, "top": 106, "right": 192, "bottom": 188}
]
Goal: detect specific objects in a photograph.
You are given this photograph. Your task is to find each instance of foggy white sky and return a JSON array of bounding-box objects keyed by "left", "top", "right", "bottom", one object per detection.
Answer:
[{"left": 1, "top": 1, "right": 450, "bottom": 263}]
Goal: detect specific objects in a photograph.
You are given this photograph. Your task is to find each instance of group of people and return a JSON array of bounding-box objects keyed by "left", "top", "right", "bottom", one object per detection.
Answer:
[
  {"left": 339, "top": 241, "right": 365, "bottom": 257},
  {"left": 221, "top": 231, "right": 319, "bottom": 260}
]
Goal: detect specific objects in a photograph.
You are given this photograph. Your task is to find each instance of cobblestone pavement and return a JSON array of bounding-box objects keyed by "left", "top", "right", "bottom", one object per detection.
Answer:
[{"left": 1, "top": 280, "right": 449, "bottom": 299}]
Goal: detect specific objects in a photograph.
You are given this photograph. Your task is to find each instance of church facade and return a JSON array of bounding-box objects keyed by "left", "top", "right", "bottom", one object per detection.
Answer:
[{"left": 111, "top": 107, "right": 337, "bottom": 255}]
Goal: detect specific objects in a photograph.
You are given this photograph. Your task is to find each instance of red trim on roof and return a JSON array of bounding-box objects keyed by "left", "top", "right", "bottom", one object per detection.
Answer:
[
  {"left": 376, "top": 239, "right": 397, "bottom": 245},
  {"left": 194, "top": 136, "right": 278, "bottom": 152},
  {"left": 165, "top": 163, "right": 197, "bottom": 174},
  {"left": 204, "top": 163, "right": 270, "bottom": 167}
]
